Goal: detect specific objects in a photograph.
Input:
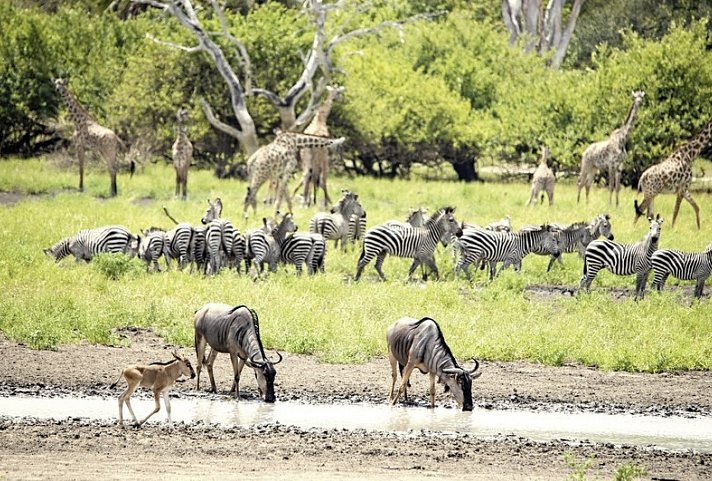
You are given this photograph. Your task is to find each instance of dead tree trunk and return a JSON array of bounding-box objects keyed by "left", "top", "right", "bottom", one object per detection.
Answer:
[
  {"left": 136, "top": 0, "right": 430, "bottom": 156},
  {"left": 501, "top": 0, "right": 585, "bottom": 68}
]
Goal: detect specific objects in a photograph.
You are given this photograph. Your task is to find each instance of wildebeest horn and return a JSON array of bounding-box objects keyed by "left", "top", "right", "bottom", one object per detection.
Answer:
[
  {"left": 442, "top": 367, "right": 461, "bottom": 375},
  {"left": 246, "top": 353, "right": 265, "bottom": 369},
  {"left": 270, "top": 351, "right": 283, "bottom": 365},
  {"left": 468, "top": 358, "right": 482, "bottom": 377}
]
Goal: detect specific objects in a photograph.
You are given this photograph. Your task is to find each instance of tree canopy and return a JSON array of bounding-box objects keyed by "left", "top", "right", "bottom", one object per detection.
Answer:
[{"left": 2, "top": 0, "right": 711, "bottom": 184}]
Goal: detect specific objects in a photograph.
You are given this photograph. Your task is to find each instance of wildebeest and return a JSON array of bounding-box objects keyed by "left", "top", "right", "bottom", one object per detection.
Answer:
[
  {"left": 387, "top": 316, "right": 481, "bottom": 411},
  {"left": 110, "top": 350, "right": 195, "bottom": 427},
  {"left": 193, "top": 303, "right": 282, "bottom": 402}
]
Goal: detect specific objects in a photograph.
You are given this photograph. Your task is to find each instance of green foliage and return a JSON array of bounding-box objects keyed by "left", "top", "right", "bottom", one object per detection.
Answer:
[
  {"left": 613, "top": 463, "right": 647, "bottom": 481},
  {"left": 92, "top": 253, "right": 136, "bottom": 280}
]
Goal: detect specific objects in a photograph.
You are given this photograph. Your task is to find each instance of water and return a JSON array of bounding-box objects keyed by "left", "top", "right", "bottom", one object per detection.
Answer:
[{"left": 1, "top": 395, "right": 711, "bottom": 452}]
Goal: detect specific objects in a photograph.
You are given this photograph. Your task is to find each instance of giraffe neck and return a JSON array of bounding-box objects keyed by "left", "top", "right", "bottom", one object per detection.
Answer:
[
  {"left": 56, "top": 84, "right": 94, "bottom": 129},
  {"left": 308, "top": 96, "right": 335, "bottom": 131},
  {"left": 618, "top": 97, "right": 642, "bottom": 139},
  {"left": 668, "top": 116, "right": 712, "bottom": 167},
  {"left": 279, "top": 132, "right": 343, "bottom": 149}
]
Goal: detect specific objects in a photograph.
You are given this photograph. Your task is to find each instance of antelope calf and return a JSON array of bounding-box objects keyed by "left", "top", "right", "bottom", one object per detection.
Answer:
[{"left": 110, "top": 351, "right": 195, "bottom": 427}]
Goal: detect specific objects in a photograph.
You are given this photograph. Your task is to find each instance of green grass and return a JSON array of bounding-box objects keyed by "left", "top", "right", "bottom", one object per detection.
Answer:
[{"left": 1, "top": 156, "right": 711, "bottom": 372}]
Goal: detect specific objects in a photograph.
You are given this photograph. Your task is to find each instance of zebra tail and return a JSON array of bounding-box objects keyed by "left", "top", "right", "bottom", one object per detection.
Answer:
[{"left": 162, "top": 206, "right": 180, "bottom": 225}]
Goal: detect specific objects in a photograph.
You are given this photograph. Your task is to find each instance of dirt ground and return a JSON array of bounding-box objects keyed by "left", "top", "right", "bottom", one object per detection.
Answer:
[{"left": 0, "top": 329, "right": 710, "bottom": 481}]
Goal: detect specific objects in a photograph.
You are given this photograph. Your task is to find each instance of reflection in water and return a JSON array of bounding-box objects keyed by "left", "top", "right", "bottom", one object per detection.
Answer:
[{"left": 1, "top": 395, "right": 711, "bottom": 452}]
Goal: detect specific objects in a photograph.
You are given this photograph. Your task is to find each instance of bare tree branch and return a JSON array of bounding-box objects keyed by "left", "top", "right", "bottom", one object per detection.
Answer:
[
  {"left": 146, "top": 33, "right": 201, "bottom": 53},
  {"left": 210, "top": 0, "right": 254, "bottom": 94}
]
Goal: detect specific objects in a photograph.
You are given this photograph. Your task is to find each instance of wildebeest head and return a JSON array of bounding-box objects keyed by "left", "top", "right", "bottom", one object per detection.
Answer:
[
  {"left": 246, "top": 351, "right": 283, "bottom": 403},
  {"left": 172, "top": 350, "right": 196, "bottom": 380},
  {"left": 441, "top": 359, "right": 481, "bottom": 412}
]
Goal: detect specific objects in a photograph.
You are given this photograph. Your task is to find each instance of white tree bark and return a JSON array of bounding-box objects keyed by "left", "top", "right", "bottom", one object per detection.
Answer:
[
  {"left": 502, "top": 0, "right": 585, "bottom": 68},
  {"left": 134, "top": 0, "right": 431, "bottom": 155}
]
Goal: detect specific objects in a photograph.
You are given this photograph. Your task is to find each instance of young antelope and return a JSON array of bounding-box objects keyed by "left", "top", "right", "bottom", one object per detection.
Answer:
[{"left": 110, "top": 351, "right": 195, "bottom": 427}]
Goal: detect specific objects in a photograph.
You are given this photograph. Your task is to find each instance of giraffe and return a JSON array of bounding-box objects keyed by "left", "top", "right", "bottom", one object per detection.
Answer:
[
  {"left": 53, "top": 78, "right": 127, "bottom": 197},
  {"left": 634, "top": 116, "right": 712, "bottom": 230},
  {"left": 172, "top": 108, "right": 193, "bottom": 200},
  {"left": 577, "top": 90, "right": 645, "bottom": 207},
  {"left": 526, "top": 146, "right": 555, "bottom": 206},
  {"left": 244, "top": 132, "right": 346, "bottom": 217},
  {"left": 293, "top": 85, "right": 345, "bottom": 207}
]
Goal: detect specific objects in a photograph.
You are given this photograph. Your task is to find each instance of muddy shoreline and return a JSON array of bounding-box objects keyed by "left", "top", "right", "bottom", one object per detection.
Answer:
[{"left": 1, "top": 331, "right": 711, "bottom": 480}]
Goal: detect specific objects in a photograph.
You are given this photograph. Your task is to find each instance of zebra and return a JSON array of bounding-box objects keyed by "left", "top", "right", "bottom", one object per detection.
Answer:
[
  {"left": 138, "top": 227, "right": 168, "bottom": 272},
  {"left": 245, "top": 215, "right": 295, "bottom": 277},
  {"left": 650, "top": 243, "right": 712, "bottom": 299},
  {"left": 543, "top": 214, "right": 614, "bottom": 272},
  {"left": 455, "top": 224, "right": 560, "bottom": 281},
  {"left": 345, "top": 211, "right": 367, "bottom": 251},
  {"left": 163, "top": 222, "right": 193, "bottom": 270},
  {"left": 579, "top": 215, "right": 664, "bottom": 300},
  {"left": 44, "top": 225, "right": 139, "bottom": 263},
  {"left": 280, "top": 229, "right": 324, "bottom": 276},
  {"left": 354, "top": 207, "right": 462, "bottom": 282},
  {"left": 309, "top": 190, "right": 365, "bottom": 251},
  {"left": 189, "top": 225, "right": 208, "bottom": 274},
  {"left": 201, "top": 198, "right": 239, "bottom": 275}
]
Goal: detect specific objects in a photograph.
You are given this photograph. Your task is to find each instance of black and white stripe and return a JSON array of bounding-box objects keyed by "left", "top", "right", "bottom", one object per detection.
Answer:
[
  {"left": 651, "top": 243, "right": 712, "bottom": 298},
  {"left": 281, "top": 232, "right": 320, "bottom": 275},
  {"left": 455, "top": 224, "right": 560, "bottom": 280},
  {"left": 354, "top": 207, "right": 462, "bottom": 281},
  {"left": 201, "top": 197, "right": 238, "bottom": 275},
  {"left": 138, "top": 227, "right": 168, "bottom": 272},
  {"left": 579, "top": 216, "right": 664, "bottom": 300},
  {"left": 309, "top": 190, "right": 365, "bottom": 251},
  {"left": 164, "top": 222, "right": 194, "bottom": 270},
  {"left": 544, "top": 214, "right": 614, "bottom": 271},
  {"left": 44, "top": 225, "right": 138, "bottom": 263}
]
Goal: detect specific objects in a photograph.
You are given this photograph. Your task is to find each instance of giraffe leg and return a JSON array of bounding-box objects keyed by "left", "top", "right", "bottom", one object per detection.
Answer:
[
  {"left": 77, "top": 144, "right": 86, "bottom": 192},
  {"left": 320, "top": 158, "right": 332, "bottom": 207},
  {"left": 671, "top": 193, "right": 684, "bottom": 228},
  {"left": 110, "top": 171, "right": 118, "bottom": 197},
  {"left": 175, "top": 171, "right": 181, "bottom": 197},
  {"left": 682, "top": 190, "right": 701, "bottom": 230}
]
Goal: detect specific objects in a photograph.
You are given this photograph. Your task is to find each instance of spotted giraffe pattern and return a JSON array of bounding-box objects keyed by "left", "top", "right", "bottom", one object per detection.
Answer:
[
  {"left": 634, "top": 117, "right": 712, "bottom": 230},
  {"left": 527, "top": 146, "right": 555, "bottom": 206},
  {"left": 53, "top": 78, "right": 125, "bottom": 196},
  {"left": 577, "top": 91, "right": 645, "bottom": 207},
  {"left": 172, "top": 108, "right": 193, "bottom": 200},
  {"left": 244, "top": 132, "right": 346, "bottom": 216},
  {"left": 295, "top": 85, "right": 344, "bottom": 207}
]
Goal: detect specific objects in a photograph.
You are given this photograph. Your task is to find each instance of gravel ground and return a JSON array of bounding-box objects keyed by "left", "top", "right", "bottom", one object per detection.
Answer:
[{"left": 0, "top": 329, "right": 710, "bottom": 480}]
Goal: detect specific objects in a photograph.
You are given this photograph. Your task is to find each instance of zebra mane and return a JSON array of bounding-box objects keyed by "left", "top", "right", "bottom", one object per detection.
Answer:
[
  {"left": 414, "top": 317, "right": 460, "bottom": 369},
  {"left": 143, "top": 226, "right": 165, "bottom": 234},
  {"left": 564, "top": 222, "right": 588, "bottom": 232},
  {"left": 425, "top": 206, "right": 454, "bottom": 225}
]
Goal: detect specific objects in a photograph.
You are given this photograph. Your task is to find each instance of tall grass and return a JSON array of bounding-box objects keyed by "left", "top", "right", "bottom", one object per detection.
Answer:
[{"left": 1, "top": 157, "right": 711, "bottom": 372}]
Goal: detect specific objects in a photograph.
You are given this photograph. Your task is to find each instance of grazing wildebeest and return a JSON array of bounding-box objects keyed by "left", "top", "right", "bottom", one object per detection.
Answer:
[
  {"left": 387, "top": 316, "right": 481, "bottom": 411},
  {"left": 110, "top": 350, "right": 195, "bottom": 427},
  {"left": 193, "top": 303, "right": 282, "bottom": 402}
]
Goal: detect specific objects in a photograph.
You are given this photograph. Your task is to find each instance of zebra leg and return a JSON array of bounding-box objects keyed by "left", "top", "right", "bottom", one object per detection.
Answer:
[
  {"left": 423, "top": 257, "right": 439, "bottom": 281},
  {"left": 694, "top": 277, "right": 706, "bottom": 299},
  {"left": 634, "top": 270, "right": 650, "bottom": 301},
  {"left": 546, "top": 255, "right": 556, "bottom": 272},
  {"left": 354, "top": 247, "right": 372, "bottom": 281},
  {"left": 579, "top": 259, "right": 599, "bottom": 290},
  {"left": 407, "top": 259, "right": 421, "bottom": 279},
  {"left": 651, "top": 271, "right": 668, "bottom": 292},
  {"left": 374, "top": 253, "right": 388, "bottom": 281}
]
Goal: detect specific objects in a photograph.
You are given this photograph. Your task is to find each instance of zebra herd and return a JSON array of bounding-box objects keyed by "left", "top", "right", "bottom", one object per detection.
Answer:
[{"left": 44, "top": 190, "right": 712, "bottom": 299}]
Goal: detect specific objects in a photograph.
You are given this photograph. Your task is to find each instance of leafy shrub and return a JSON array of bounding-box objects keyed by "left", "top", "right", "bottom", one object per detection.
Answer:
[{"left": 92, "top": 253, "right": 135, "bottom": 280}]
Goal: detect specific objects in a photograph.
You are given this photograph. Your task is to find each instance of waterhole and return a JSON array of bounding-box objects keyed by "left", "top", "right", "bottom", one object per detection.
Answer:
[{"left": 1, "top": 395, "right": 710, "bottom": 452}]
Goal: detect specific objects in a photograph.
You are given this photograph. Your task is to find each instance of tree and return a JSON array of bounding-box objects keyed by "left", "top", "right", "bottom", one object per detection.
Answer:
[
  {"left": 501, "top": 0, "right": 585, "bottom": 68},
  {"left": 135, "top": 0, "right": 429, "bottom": 156}
]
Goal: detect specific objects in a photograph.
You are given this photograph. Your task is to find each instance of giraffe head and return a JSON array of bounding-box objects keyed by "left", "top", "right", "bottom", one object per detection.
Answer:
[
  {"left": 176, "top": 107, "right": 190, "bottom": 123},
  {"left": 327, "top": 84, "right": 345, "bottom": 101},
  {"left": 539, "top": 145, "right": 550, "bottom": 165},
  {"left": 631, "top": 90, "right": 645, "bottom": 104}
]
